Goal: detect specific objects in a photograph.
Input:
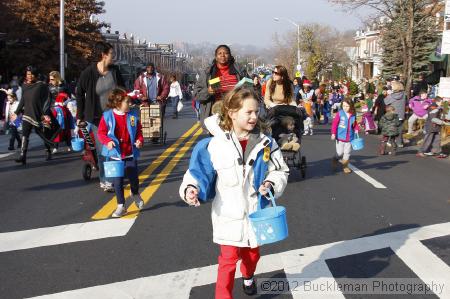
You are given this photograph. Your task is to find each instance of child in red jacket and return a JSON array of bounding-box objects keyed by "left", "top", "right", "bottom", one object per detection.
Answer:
[
  {"left": 52, "top": 93, "right": 74, "bottom": 153},
  {"left": 98, "top": 88, "right": 145, "bottom": 217}
]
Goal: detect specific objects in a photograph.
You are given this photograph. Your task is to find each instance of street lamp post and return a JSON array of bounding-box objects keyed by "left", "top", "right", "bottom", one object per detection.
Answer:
[
  {"left": 274, "top": 17, "right": 301, "bottom": 69},
  {"left": 130, "top": 34, "right": 134, "bottom": 87},
  {"left": 60, "top": 0, "right": 65, "bottom": 79}
]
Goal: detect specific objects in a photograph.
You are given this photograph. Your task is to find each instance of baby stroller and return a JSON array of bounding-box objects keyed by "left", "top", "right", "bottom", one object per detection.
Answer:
[
  {"left": 267, "top": 105, "right": 307, "bottom": 178},
  {"left": 77, "top": 121, "right": 99, "bottom": 181}
]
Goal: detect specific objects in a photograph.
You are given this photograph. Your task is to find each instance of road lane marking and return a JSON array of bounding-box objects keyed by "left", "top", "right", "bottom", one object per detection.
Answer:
[
  {"left": 0, "top": 152, "right": 14, "bottom": 159},
  {"left": 285, "top": 260, "right": 346, "bottom": 299},
  {"left": 27, "top": 222, "right": 450, "bottom": 298},
  {"left": 0, "top": 127, "right": 204, "bottom": 253},
  {"left": 0, "top": 219, "right": 135, "bottom": 253},
  {"left": 91, "top": 122, "right": 200, "bottom": 220},
  {"left": 393, "top": 239, "right": 450, "bottom": 296},
  {"left": 348, "top": 163, "right": 387, "bottom": 189},
  {"left": 123, "top": 128, "right": 203, "bottom": 219}
]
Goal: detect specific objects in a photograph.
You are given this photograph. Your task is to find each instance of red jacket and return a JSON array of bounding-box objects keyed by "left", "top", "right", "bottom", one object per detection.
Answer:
[
  {"left": 51, "top": 105, "right": 72, "bottom": 143},
  {"left": 133, "top": 72, "right": 169, "bottom": 103},
  {"left": 98, "top": 110, "right": 144, "bottom": 159}
]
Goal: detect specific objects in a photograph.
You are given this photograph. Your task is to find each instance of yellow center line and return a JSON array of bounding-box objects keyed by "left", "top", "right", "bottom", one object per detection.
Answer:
[
  {"left": 122, "top": 128, "right": 203, "bottom": 219},
  {"left": 91, "top": 122, "right": 200, "bottom": 220}
]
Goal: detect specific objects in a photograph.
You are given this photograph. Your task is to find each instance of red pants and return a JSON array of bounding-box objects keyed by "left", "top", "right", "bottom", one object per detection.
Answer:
[{"left": 215, "top": 245, "right": 260, "bottom": 299}]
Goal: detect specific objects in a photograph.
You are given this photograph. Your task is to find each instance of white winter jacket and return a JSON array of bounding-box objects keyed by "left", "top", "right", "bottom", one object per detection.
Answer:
[{"left": 179, "top": 115, "right": 289, "bottom": 248}]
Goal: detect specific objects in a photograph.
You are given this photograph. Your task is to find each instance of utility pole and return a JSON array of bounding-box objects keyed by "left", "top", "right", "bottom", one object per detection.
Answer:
[
  {"left": 274, "top": 17, "right": 301, "bottom": 68},
  {"left": 60, "top": 0, "right": 65, "bottom": 79}
]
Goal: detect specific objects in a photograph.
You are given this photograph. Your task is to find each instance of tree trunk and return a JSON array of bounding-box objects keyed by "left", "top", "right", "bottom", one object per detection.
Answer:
[{"left": 404, "top": 0, "right": 415, "bottom": 98}]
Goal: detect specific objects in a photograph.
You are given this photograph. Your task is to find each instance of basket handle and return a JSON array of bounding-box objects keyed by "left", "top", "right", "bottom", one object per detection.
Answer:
[
  {"left": 266, "top": 188, "right": 277, "bottom": 208},
  {"left": 105, "top": 148, "right": 121, "bottom": 161},
  {"left": 259, "top": 188, "right": 280, "bottom": 217}
]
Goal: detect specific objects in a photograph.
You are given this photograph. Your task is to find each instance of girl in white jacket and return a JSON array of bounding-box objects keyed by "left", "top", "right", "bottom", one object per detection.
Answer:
[{"left": 179, "top": 87, "right": 289, "bottom": 298}]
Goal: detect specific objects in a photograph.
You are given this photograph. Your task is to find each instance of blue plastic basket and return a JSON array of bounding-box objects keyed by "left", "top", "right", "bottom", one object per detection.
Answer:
[
  {"left": 71, "top": 137, "right": 84, "bottom": 152},
  {"left": 249, "top": 189, "right": 288, "bottom": 246},
  {"left": 351, "top": 133, "right": 365, "bottom": 151},
  {"left": 104, "top": 160, "right": 124, "bottom": 178}
]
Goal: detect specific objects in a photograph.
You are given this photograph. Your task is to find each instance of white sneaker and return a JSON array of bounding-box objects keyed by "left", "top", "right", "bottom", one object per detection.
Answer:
[
  {"left": 112, "top": 205, "right": 127, "bottom": 218},
  {"left": 132, "top": 194, "right": 144, "bottom": 210},
  {"left": 52, "top": 148, "right": 58, "bottom": 154},
  {"left": 303, "top": 132, "right": 308, "bottom": 136},
  {"left": 310, "top": 130, "right": 313, "bottom": 136}
]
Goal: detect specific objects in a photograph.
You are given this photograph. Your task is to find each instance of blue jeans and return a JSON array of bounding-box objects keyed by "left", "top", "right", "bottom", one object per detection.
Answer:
[
  {"left": 112, "top": 158, "right": 139, "bottom": 205},
  {"left": 91, "top": 124, "right": 111, "bottom": 184},
  {"left": 170, "top": 96, "right": 180, "bottom": 116}
]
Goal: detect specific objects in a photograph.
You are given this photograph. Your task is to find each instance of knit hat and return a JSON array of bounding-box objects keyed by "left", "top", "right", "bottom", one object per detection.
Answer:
[
  {"left": 55, "top": 92, "right": 68, "bottom": 105},
  {"left": 303, "top": 79, "right": 311, "bottom": 86}
]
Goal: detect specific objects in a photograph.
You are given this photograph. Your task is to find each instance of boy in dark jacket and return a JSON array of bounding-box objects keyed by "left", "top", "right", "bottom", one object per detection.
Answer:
[
  {"left": 417, "top": 101, "right": 450, "bottom": 158},
  {"left": 379, "top": 105, "right": 401, "bottom": 155}
]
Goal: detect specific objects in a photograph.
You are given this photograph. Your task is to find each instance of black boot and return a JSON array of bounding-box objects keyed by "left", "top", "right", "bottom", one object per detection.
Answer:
[
  {"left": 242, "top": 277, "right": 257, "bottom": 295},
  {"left": 45, "top": 146, "right": 52, "bottom": 161},
  {"left": 15, "top": 136, "right": 29, "bottom": 165},
  {"left": 8, "top": 138, "right": 15, "bottom": 150}
]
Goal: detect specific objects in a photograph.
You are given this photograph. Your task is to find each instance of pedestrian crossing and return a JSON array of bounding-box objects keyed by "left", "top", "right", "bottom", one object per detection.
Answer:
[
  {"left": 1, "top": 105, "right": 449, "bottom": 298},
  {"left": 27, "top": 222, "right": 450, "bottom": 299},
  {"left": 0, "top": 123, "right": 203, "bottom": 253},
  {"left": 0, "top": 219, "right": 135, "bottom": 253}
]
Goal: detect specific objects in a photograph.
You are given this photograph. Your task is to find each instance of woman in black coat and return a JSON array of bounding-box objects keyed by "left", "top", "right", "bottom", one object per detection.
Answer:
[
  {"left": 76, "top": 41, "right": 125, "bottom": 192},
  {"left": 372, "top": 87, "right": 388, "bottom": 134},
  {"left": 13, "top": 66, "right": 59, "bottom": 164},
  {"left": 194, "top": 45, "right": 247, "bottom": 127}
]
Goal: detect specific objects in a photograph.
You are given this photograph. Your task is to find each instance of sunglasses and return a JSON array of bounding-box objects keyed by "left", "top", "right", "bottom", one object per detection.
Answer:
[{"left": 272, "top": 71, "right": 281, "bottom": 75}]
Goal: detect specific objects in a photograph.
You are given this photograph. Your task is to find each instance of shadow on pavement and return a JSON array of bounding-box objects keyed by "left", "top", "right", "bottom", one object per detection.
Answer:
[
  {"left": 0, "top": 155, "right": 81, "bottom": 173},
  {"left": 24, "top": 177, "right": 96, "bottom": 191},
  {"left": 285, "top": 224, "right": 427, "bottom": 297}
]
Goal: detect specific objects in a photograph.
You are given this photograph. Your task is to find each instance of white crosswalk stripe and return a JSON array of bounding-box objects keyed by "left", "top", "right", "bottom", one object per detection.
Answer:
[
  {"left": 0, "top": 219, "right": 135, "bottom": 253},
  {"left": 27, "top": 222, "right": 450, "bottom": 299}
]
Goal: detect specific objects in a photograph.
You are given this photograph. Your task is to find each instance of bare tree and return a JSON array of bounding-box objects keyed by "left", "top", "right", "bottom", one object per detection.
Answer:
[
  {"left": 271, "top": 23, "right": 353, "bottom": 81},
  {"left": 271, "top": 32, "right": 297, "bottom": 78}
]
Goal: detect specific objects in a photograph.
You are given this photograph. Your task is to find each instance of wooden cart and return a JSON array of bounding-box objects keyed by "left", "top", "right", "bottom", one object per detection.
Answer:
[{"left": 140, "top": 104, "right": 167, "bottom": 145}]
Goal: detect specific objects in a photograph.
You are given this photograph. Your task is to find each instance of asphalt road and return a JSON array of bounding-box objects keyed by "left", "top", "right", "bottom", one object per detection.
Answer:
[{"left": 0, "top": 101, "right": 449, "bottom": 299}]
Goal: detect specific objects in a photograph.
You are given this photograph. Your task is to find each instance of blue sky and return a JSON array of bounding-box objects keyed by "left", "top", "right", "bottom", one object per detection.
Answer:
[{"left": 100, "top": 0, "right": 368, "bottom": 47}]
